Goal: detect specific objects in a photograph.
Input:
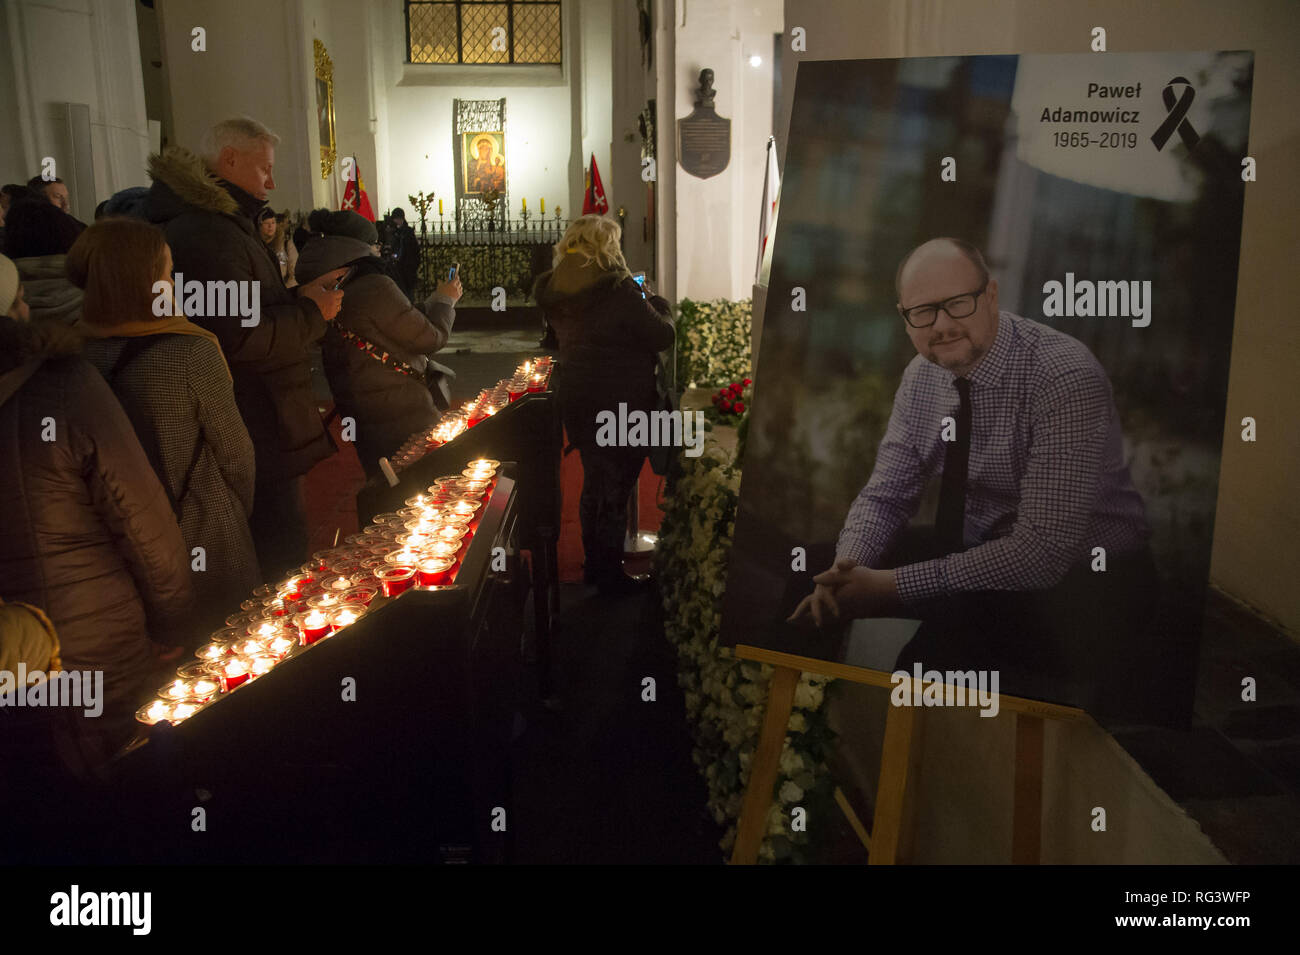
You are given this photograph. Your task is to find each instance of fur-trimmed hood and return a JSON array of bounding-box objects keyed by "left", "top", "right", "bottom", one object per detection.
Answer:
[
  {"left": 0, "top": 316, "right": 82, "bottom": 380},
  {"left": 144, "top": 145, "right": 240, "bottom": 221}
]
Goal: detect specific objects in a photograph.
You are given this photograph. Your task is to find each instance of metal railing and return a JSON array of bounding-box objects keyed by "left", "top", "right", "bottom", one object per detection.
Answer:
[{"left": 410, "top": 214, "right": 570, "bottom": 301}]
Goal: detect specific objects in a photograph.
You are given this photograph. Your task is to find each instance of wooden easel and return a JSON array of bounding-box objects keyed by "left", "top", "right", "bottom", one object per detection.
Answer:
[{"left": 728, "top": 645, "right": 1088, "bottom": 865}]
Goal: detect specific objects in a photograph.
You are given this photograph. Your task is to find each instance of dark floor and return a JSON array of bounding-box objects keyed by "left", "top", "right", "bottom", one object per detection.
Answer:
[
  {"left": 512, "top": 583, "right": 722, "bottom": 863},
  {"left": 1109, "top": 591, "right": 1300, "bottom": 863}
]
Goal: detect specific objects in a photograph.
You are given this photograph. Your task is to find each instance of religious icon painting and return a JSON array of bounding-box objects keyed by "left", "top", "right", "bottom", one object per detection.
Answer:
[{"left": 461, "top": 131, "right": 507, "bottom": 196}]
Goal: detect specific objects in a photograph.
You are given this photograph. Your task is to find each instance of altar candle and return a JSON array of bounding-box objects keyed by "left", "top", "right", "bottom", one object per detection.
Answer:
[
  {"left": 540, "top": 197, "right": 545, "bottom": 214},
  {"left": 527, "top": 373, "right": 545, "bottom": 393},
  {"left": 438, "top": 198, "right": 443, "bottom": 215},
  {"left": 295, "top": 609, "right": 331, "bottom": 645},
  {"left": 306, "top": 592, "right": 343, "bottom": 612},
  {"left": 521, "top": 197, "right": 526, "bottom": 211},
  {"left": 219, "top": 656, "right": 250, "bottom": 691}
]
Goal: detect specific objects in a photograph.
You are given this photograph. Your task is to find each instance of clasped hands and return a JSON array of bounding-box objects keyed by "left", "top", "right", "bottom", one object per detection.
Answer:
[{"left": 787, "top": 558, "right": 903, "bottom": 628}]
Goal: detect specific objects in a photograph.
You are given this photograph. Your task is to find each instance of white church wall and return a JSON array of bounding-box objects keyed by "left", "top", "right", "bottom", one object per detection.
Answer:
[
  {"left": 1, "top": 0, "right": 151, "bottom": 216},
  {"left": 670, "top": 0, "right": 782, "bottom": 302}
]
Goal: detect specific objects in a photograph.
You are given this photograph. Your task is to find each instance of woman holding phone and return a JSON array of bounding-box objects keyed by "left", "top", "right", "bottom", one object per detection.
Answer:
[
  {"left": 295, "top": 211, "right": 461, "bottom": 479},
  {"left": 534, "top": 214, "right": 675, "bottom": 594}
]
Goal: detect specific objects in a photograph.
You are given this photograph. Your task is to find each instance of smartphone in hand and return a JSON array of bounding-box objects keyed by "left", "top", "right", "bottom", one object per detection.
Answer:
[
  {"left": 333, "top": 266, "right": 356, "bottom": 290},
  {"left": 449, "top": 261, "right": 459, "bottom": 281},
  {"left": 632, "top": 271, "right": 647, "bottom": 298}
]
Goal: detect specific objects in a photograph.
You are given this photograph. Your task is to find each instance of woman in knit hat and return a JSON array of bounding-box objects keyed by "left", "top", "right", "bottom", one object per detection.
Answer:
[{"left": 296, "top": 219, "right": 461, "bottom": 479}]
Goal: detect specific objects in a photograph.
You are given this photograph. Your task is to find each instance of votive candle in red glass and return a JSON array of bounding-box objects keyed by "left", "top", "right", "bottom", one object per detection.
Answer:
[
  {"left": 328, "top": 604, "right": 367, "bottom": 633},
  {"left": 416, "top": 556, "right": 456, "bottom": 587},
  {"left": 344, "top": 584, "right": 378, "bottom": 607},
  {"left": 294, "top": 609, "right": 332, "bottom": 645},
  {"left": 217, "top": 656, "right": 250, "bottom": 691},
  {"left": 375, "top": 565, "right": 416, "bottom": 597}
]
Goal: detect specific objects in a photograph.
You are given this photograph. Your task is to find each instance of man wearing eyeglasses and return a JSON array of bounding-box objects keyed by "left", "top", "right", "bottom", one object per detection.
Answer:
[{"left": 790, "top": 237, "right": 1156, "bottom": 712}]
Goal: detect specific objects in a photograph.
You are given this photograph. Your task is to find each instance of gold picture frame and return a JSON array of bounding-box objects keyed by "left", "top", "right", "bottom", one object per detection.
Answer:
[{"left": 314, "top": 39, "right": 336, "bottom": 180}]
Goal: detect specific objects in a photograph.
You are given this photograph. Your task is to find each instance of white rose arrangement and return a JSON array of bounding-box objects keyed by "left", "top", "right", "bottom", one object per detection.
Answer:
[{"left": 654, "top": 427, "right": 836, "bottom": 863}]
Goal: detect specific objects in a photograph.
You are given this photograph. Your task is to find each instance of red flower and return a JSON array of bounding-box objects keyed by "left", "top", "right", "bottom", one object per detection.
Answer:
[
  {"left": 734, "top": 401, "right": 745, "bottom": 413},
  {"left": 729, "top": 384, "right": 742, "bottom": 396},
  {"left": 743, "top": 378, "right": 752, "bottom": 386},
  {"left": 721, "top": 400, "right": 732, "bottom": 412}
]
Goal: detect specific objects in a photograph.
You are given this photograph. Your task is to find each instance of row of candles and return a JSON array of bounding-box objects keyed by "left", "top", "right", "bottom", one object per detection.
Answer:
[
  {"left": 389, "top": 356, "right": 552, "bottom": 472},
  {"left": 428, "top": 198, "right": 554, "bottom": 215},
  {"left": 136, "top": 458, "right": 503, "bottom": 728}
]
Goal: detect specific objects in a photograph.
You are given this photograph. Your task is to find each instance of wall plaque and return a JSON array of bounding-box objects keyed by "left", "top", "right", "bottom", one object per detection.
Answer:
[{"left": 677, "top": 69, "right": 730, "bottom": 179}]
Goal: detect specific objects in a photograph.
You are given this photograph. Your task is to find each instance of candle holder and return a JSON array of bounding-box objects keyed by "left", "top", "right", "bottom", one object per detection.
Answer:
[
  {"left": 375, "top": 565, "right": 417, "bottom": 598},
  {"left": 136, "top": 699, "right": 174, "bottom": 726},
  {"left": 245, "top": 652, "right": 279, "bottom": 680},
  {"left": 264, "top": 630, "right": 298, "bottom": 660},
  {"left": 294, "top": 609, "right": 333, "bottom": 646},
  {"left": 344, "top": 584, "right": 379, "bottom": 607},
  {"left": 416, "top": 556, "right": 456, "bottom": 588},
  {"left": 215, "top": 655, "right": 251, "bottom": 692},
  {"left": 328, "top": 603, "right": 368, "bottom": 633}
]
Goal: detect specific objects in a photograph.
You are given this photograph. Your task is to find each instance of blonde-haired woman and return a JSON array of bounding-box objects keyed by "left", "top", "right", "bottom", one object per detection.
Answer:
[{"left": 534, "top": 214, "right": 674, "bottom": 593}]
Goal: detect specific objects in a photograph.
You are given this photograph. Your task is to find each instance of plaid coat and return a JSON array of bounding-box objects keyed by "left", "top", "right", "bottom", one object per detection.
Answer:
[{"left": 82, "top": 334, "right": 260, "bottom": 635}]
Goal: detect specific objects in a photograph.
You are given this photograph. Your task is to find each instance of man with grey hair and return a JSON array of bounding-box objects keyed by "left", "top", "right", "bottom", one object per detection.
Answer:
[{"left": 143, "top": 117, "right": 344, "bottom": 578}]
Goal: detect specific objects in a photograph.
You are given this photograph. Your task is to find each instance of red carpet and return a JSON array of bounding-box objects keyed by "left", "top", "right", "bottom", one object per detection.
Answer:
[
  {"left": 556, "top": 429, "right": 666, "bottom": 583},
  {"left": 304, "top": 409, "right": 366, "bottom": 554},
  {"left": 303, "top": 412, "right": 664, "bottom": 582}
]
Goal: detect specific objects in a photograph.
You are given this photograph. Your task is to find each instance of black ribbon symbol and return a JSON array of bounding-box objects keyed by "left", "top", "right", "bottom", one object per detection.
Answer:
[{"left": 1151, "top": 76, "right": 1200, "bottom": 151}]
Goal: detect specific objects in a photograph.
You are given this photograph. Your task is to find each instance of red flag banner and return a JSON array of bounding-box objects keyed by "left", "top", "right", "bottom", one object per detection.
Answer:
[
  {"left": 341, "top": 156, "right": 376, "bottom": 222},
  {"left": 583, "top": 154, "right": 608, "bottom": 215}
]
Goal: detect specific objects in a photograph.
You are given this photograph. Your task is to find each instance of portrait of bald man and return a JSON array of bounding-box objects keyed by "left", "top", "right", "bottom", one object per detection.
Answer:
[{"left": 790, "top": 237, "right": 1159, "bottom": 714}]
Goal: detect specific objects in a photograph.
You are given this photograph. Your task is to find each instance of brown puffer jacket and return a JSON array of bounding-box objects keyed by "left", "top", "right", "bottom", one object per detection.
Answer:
[{"left": 0, "top": 317, "right": 194, "bottom": 724}]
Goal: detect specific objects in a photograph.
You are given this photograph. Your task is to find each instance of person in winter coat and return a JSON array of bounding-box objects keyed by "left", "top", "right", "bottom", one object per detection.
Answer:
[
  {"left": 387, "top": 207, "right": 421, "bottom": 300},
  {"left": 142, "top": 117, "right": 343, "bottom": 580},
  {"left": 70, "top": 218, "right": 261, "bottom": 636},
  {"left": 260, "top": 210, "right": 299, "bottom": 288},
  {"left": 0, "top": 257, "right": 194, "bottom": 763},
  {"left": 533, "top": 214, "right": 675, "bottom": 593},
  {"left": 296, "top": 226, "right": 462, "bottom": 480},
  {"left": 3, "top": 197, "right": 86, "bottom": 324}
]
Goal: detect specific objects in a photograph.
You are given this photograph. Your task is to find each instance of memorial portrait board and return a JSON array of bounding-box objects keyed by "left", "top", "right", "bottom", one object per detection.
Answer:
[{"left": 720, "top": 52, "right": 1254, "bottom": 727}]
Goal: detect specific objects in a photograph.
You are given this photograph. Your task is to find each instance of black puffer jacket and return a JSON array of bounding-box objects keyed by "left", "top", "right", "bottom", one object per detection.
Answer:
[
  {"left": 142, "top": 146, "right": 333, "bottom": 484},
  {"left": 0, "top": 318, "right": 193, "bottom": 722},
  {"left": 534, "top": 257, "right": 675, "bottom": 448}
]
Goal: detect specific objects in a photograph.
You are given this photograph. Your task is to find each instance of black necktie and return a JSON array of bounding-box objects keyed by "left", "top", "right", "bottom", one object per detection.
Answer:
[{"left": 936, "top": 377, "right": 972, "bottom": 554}]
